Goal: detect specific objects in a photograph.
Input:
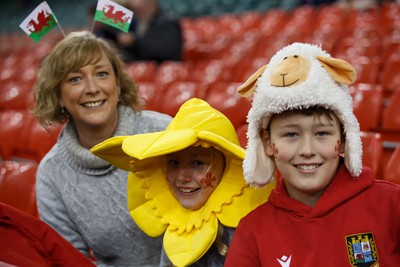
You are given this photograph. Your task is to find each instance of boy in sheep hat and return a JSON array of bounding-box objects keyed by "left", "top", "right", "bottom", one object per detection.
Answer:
[{"left": 224, "top": 42, "right": 400, "bottom": 266}]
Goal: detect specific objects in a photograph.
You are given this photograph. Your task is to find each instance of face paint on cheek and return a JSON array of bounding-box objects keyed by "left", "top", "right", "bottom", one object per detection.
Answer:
[
  {"left": 200, "top": 172, "right": 216, "bottom": 189},
  {"left": 272, "top": 143, "right": 279, "bottom": 160}
]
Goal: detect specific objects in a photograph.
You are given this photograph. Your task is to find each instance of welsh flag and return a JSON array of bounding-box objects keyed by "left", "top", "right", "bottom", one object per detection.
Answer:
[
  {"left": 19, "top": 1, "right": 58, "bottom": 42},
  {"left": 94, "top": 0, "right": 133, "bottom": 33}
]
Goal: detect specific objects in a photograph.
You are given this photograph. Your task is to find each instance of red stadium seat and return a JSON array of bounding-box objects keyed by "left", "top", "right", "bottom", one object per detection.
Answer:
[
  {"left": 381, "top": 42, "right": 400, "bottom": 63},
  {"left": 259, "top": 9, "right": 288, "bottom": 37},
  {"left": 221, "top": 39, "right": 258, "bottom": 68},
  {"left": 349, "top": 83, "right": 383, "bottom": 131},
  {"left": 360, "top": 131, "right": 383, "bottom": 178},
  {"left": 380, "top": 60, "right": 400, "bottom": 95},
  {"left": 159, "top": 81, "right": 208, "bottom": 117},
  {"left": 154, "top": 61, "right": 192, "bottom": 86},
  {"left": 205, "top": 82, "right": 251, "bottom": 129},
  {"left": 352, "top": 58, "right": 380, "bottom": 84},
  {"left": 182, "top": 16, "right": 233, "bottom": 61},
  {"left": 190, "top": 59, "right": 231, "bottom": 84},
  {"left": 137, "top": 82, "right": 166, "bottom": 112},
  {"left": 0, "top": 81, "right": 31, "bottom": 110},
  {"left": 18, "top": 64, "right": 38, "bottom": 89},
  {"left": 126, "top": 61, "right": 158, "bottom": 83},
  {"left": 237, "top": 11, "right": 263, "bottom": 32},
  {"left": 233, "top": 57, "right": 268, "bottom": 83},
  {"left": 217, "top": 13, "right": 244, "bottom": 40},
  {"left": 334, "top": 36, "right": 381, "bottom": 59},
  {"left": 383, "top": 144, "right": 400, "bottom": 184},
  {"left": 0, "top": 110, "right": 28, "bottom": 160},
  {"left": 284, "top": 5, "right": 316, "bottom": 37},
  {"left": 0, "top": 111, "right": 60, "bottom": 162},
  {"left": 0, "top": 160, "right": 39, "bottom": 217},
  {"left": 382, "top": 91, "right": 400, "bottom": 131},
  {"left": 193, "top": 16, "right": 219, "bottom": 43},
  {"left": 21, "top": 117, "right": 62, "bottom": 162}
]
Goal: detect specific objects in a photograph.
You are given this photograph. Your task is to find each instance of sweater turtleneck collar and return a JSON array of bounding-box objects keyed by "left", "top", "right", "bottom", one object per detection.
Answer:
[{"left": 58, "top": 105, "right": 137, "bottom": 175}]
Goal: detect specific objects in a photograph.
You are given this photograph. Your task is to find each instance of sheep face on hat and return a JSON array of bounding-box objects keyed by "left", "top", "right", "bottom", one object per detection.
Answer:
[{"left": 238, "top": 42, "right": 363, "bottom": 187}]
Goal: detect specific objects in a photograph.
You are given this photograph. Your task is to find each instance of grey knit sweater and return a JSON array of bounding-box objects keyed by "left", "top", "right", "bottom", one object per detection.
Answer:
[{"left": 36, "top": 105, "right": 172, "bottom": 267}]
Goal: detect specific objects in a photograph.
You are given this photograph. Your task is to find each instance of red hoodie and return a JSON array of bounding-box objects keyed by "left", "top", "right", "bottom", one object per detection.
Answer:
[
  {"left": 0, "top": 202, "right": 95, "bottom": 267},
  {"left": 225, "top": 166, "right": 400, "bottom": 267}
]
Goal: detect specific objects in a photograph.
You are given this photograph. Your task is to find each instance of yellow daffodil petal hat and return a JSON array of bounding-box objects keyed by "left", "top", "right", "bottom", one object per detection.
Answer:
[
  {"left": 91, "top": 98, "right": 244, "bottom": 170},
  {"left": 91, "top": 98, "right": 273, "bottom": 266}
]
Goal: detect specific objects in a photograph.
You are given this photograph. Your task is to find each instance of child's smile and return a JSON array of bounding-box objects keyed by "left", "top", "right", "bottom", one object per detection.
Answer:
[{"left": 263, "top": 111, "right": 343, "bottom": 207}]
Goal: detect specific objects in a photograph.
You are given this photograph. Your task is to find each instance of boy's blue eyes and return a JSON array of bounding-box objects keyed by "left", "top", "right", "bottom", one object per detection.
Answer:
[
  {"left": 316, "top": 131, "right": 329, "bottom": 136},
  {"left": 284, "top": 132, "right": 297, "bottom": 138}
]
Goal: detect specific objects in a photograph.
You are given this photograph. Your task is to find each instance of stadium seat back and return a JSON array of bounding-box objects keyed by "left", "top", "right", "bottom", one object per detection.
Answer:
[{"left": 0, "top": 161, "right": 39, "bottom": 217}]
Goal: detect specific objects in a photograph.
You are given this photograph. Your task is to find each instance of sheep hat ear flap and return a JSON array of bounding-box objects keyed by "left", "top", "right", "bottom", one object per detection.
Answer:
[
  {"left": 237, "top": 65, "right": 267, "bottom": 97},
  {"left": 240, "top": 42, "right": 363, "bottom": 187},
  {"left": 316, "top": 56, "right": 357, "bottom": 84},
  {"left": 242, "top": 116, "right": 276, "bottom": 187}
]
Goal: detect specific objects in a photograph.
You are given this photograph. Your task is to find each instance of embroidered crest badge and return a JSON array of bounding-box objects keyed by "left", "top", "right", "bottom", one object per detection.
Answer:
[{"left": 346, "top": 232, "right": 379, "bottom": 267}]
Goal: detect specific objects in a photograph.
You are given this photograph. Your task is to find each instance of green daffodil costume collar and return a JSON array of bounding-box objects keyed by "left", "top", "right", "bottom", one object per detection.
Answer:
[{"left": 91, "top": 98, "right": 274, "bottom": 266}]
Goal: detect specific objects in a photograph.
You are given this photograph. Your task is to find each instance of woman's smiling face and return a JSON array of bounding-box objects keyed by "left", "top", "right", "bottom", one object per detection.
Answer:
[
  {"left": 59, "top": 51, "right": 120, "bottom": 133},
  {"left": 165, "top": 146, "right": 225, "bottom": 210}
]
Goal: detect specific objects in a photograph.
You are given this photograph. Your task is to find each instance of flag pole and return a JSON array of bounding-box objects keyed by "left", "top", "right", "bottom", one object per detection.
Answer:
[
  {"left": 57, "top": 23, "right": 66, "bottom": 37},
  {"left": 44, "top": 1, "right": 65, "bottom": 37},
  {"left": 90, "top": 20, "right": 96, "bottom": 33}
]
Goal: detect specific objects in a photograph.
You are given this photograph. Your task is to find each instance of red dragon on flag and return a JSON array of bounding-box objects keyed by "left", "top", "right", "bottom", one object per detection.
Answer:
[
  {"left": 19, "top": 1, "right": 59, "bottom": 42},
  {"left": 94, "top": 0, "right": 133, "bottom": 33},
  {"left": 102, "top": 4, "right": 130, "bottom": 27},
  {"left": 27, "top": 10, "right": 54, "bottom": 36}
]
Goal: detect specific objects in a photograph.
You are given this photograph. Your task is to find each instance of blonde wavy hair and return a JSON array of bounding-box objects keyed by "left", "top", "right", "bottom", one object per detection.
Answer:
[{"left": 33, "top": 31, "right": 144, "bottom": 128}]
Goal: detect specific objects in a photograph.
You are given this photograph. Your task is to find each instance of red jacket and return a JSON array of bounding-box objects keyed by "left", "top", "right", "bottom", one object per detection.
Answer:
[
  {"left": 0, "top": 202, "right": 95, "bottom": 267},
  {"left": 225, "top": 166, "right": 400, "bottom": 267}
]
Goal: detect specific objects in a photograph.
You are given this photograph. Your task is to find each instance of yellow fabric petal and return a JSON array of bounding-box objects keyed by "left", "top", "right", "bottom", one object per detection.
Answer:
[
  {"left": 164, "top": 216, "right": 218, "bottom": 267},
  {"left": 217, "top": 183, "right": 274, "bottom": 227},
  {"left": 122, "top": 130, "right": 199, "bottom": 159},
  {"left": 130, "top": 201, "right": 167, "bottom": 237},
  {"left": 90, "top": 135, "right": 130, "bottom": 171},
  {"left": 126, "top": 172, "right": 149, "bottom": 211}
]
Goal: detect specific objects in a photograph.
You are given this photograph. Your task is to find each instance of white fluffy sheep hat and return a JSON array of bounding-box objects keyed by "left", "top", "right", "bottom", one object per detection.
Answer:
[{"left": 238, "top": 42, "right": 363, "bottom": 187}]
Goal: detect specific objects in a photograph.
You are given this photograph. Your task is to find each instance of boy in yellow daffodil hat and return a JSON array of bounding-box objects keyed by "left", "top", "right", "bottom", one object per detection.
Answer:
[{"left": 91, "top": 98, "right": 274, "bottom": 266}]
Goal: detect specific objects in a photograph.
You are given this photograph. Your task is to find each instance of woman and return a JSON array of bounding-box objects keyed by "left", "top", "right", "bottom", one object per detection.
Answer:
[{"left": 33, "top": 31, "right": 171, "bottom": 266}]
